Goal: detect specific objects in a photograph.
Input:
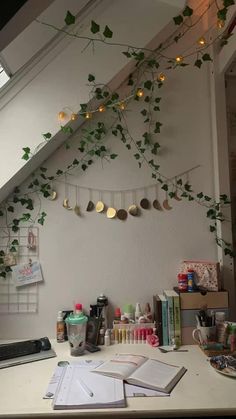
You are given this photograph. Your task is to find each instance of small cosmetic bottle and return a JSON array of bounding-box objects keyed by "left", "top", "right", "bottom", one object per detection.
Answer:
[{"left": 56, "top": 311, "right": 65, "bottom": 342}]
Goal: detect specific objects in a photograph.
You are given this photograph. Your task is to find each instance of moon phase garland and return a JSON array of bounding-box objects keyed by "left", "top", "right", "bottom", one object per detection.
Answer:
[{"left": 53, "top": 165, "right": 200, "bottom": 220}]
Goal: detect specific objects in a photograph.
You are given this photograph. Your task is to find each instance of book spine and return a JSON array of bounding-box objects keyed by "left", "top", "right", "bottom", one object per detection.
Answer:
[
  {"left": 153, "top": 296, "right": 163, "bottom": 345},
  {"left": 161, "top": 300, "right": 169, "bottom": 346},
  {"left": 173, "top": 296, "right": 181, "bottom": 345},
  {"left": 165, "top": 295, "right": 174, "bottom": 344}
]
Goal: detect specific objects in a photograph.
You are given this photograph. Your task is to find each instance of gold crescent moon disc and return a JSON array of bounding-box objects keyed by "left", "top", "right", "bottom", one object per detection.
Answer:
[
  {"left": 86, "top": 200, "right": 94, "bottom": 211},
  {"left": 48, "top": 190, "right": 57, "bottom": 200},
  {"left": 128, "top": 204, "right": 139, "bottom": 216},
  {"left": 96, "top": 201, "right": 105, "bottom": 213},
  {"left": 153, "top": 199, "right": 163, "bottom": 210},
  {"left": 74, "top": 205, "right": 80, "bottom": 215},
  {"left": 106, "top": 207, "right": 117, "bottom": 219},
  {"left": 173, "top": 191, "right": 182, "bottom": 201},
  {"left": 63, "top": 198, "right": 73, "bottom": 210},
  {"left": 162, "top": 199, "right": 173, "bottom": 210}
]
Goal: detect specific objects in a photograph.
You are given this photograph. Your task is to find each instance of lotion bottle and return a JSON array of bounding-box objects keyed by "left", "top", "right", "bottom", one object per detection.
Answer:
[{"left": 56, "top": 310, "right": 65, "bottom": 342}]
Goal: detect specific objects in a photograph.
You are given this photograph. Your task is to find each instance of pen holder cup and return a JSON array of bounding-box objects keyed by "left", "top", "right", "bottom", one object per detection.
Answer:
[{"left": 192, "top": 326, "right": 216, "bottom": 345}]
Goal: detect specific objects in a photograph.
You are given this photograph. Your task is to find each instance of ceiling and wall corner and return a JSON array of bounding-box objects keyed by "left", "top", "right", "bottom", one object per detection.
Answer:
[{"left": 0, "top": 0, "right": 186, "bottom": 201}]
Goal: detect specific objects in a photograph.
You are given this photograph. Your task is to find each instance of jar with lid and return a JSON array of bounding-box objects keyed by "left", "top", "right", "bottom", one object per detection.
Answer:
[
  {"left": 215, "top": 311, "right": 226, "bottom": 343},
  {"left": 187, "top": 270, "right": 195, "bottom": 292},
  {"left": 178, "top": 273, "right": 188, "bottom": 292}
]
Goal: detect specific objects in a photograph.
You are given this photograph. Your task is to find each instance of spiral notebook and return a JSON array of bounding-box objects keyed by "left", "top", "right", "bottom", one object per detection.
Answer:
[{"left": 52, "top": 363, "right": 126, "bottom": 410}]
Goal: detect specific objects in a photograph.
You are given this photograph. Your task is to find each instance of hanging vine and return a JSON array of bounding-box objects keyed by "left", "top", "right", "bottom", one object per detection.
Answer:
[{"left": 0, "top": 0, "right": 235, "bottom": 277}]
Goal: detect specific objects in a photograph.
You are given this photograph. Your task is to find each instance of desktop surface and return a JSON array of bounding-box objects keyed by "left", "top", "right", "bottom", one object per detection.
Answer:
[{"left": 0, "top": 340, "right": 235, "bottom": 418}]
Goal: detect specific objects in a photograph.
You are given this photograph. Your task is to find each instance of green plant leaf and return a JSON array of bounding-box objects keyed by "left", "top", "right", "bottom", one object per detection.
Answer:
[
  {"left": 110, "top": 154, "right": 118, "bottom": 159},
  {"left": 65, "top": 10, "right": 75, "bottom": 25},
  {"left": 134, "top": 153, "right": 140, "bottom": 160},
  {"left": 91, "top": 20, "right": 100, "bottom": 34},
  {"left": 154, "top": 122, "right": 162, "bottom": 133},
  {"left": 43, "top": 132, "right": 52, "bottom": 140},
  {"left": 223, "top": 0, "right": 234, "bottom": 6},
  {"left": 183, "top": 6, "right": 193, "bottom": 16},
  {"left": 173, "top": 15, "right": 183, "bottom": 25},
  {"left": 197, "top": 192, "right": 203, "bottom": 199},
  {"left": 144, "top": 80, "right": 153, "bottom": 90},
  {"left": 202, "top": 53, "right": 212, "bottom": 62},
  {"left": 7, "top": 206, "right": 14, "bottom": 213},
  {"left": 161, "top": 184, "right": 168, "bottom": 191},
  {"left": 88, "top": 74, "right": 95, "bottom": 82},
  {"left": 0, "top": 210, "right": 3, "bottom": 216},
  {"left": 103, "top": 25, "right": 113, "bottom": 38},
  {"left": 194, "top": 59, "right": 202, "bottom": 68},
  {"left": 123, "top": 51, "right": 131, "bottom": 58},
  {"left": 0, "top": 272, "right": 6, "bottom": 278},
  {"left": 217, "top": 8, "right": 228, "bottom": 21}
]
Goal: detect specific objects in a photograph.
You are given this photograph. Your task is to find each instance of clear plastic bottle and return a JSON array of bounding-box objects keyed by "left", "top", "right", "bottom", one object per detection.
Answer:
[
  {"left": 215, "top": 311, "right": 226, "bottom": 343},
  {"left": 135, "top": 303, "right": 142, "bottom": 322},
  {"left": 56, "top": 311, "right": 65, "bottom": 342}
]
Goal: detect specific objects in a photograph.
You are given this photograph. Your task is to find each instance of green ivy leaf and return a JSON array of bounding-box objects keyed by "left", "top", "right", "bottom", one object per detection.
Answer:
[
  {"left": 103, "top": 25, "right": 113, "bottom": 38},
  {"left": 61, "top": 126, "right": 73, "bottom": 134},
  {"left": 169, "top": 191, "right": 175, "bottom": 198},
  {"left": 11, "top": 239, "right": 19, "bottom": 245},
  {"left": 154, "top": 122, "right": 162, "bottom": 133},
  {"left": 110, "top": 154, "right": 117, "bottom": 159},
  {"left": 223, "top": 0, "right": 235, "bottom": 6},
  {"left": 0, "top": 272, "right": 6, "bottom": 278},
  {"left": 43, "top": 132, "right": 52, "bottom": 140},
  {"left": 194, "top": 59, "right": 202, "bottom": 69},
  {"left": 73, "top": 159, "right": 79, "bottom": 165},
  {"left": 123, "top": 51, "right": 131, "bottom": 58},
  {"left": 217, "top": 8, "right": 228, "bottom": 21},
  {"left": 204, "top": 195, "right": 211, "bottom": 201},
  {"left": 7, "top": 206, "right": 14, "bottom": 213},
  {"left": 82, "top": 164, "right": 87, "bottom": 171},
  {"left": 161, "top": 184, "right": 168, "bottom": 191},
  {"left": 183, "top": 6, "right": 193, "bottom": 16},
  {"left": 141, "top": 109, "right": 147, "bottom": 116},
  {"left": 126, "top": 144, "right": 131, "bottom": 150},
  {"left": 65, "top": 10, "right": 75, "bottom": 25},
  {"left": 197, "top": 192, "right": 203, "bottom": 199},
  {"left": 134, "top": 153, "right": 140, "bottom": 160},
  {"left": 91, "top": 20, "right": 100, "bottom": 34},
  {"left": 56, "top": 169, "right": 63, "bottom": 176},
  {"left": 173, "top": 15, "right": 183, "bottom": 25},
  {"left": 88, "top": 74, "right": 95, "bottom": 82},
  {"left": 144, "top": 80, "right": 153, "bottom": 90},
  {"left": 202, "top": 53, "right": 212, "bottom": 62}
]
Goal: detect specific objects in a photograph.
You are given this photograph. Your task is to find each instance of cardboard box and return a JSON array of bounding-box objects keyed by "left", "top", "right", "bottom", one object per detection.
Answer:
[{"left": 179, "top": 291, "right": 228, "bottom": 310}]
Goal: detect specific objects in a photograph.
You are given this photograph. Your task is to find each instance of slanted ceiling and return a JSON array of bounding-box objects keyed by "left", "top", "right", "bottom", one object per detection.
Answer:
[{"left": 0, "top": 0, "right": 186, "bottom": 203}]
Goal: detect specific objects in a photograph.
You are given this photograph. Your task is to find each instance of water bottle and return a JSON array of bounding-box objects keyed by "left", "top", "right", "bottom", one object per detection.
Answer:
[{"left": 65, "top": 304, "right": 88, "bottom": 356}]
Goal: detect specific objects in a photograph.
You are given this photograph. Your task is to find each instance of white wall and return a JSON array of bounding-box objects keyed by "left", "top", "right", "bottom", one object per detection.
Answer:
[
  {"left": 0, "top": 0, "right": 183, "bottom": 188},
  {"left": 0, "top": 61, "right": 218, "bottom": 339}
]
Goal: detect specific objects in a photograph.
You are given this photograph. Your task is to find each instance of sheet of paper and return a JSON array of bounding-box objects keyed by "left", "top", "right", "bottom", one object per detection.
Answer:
[
  {"left": 125, "top": 383, "right": 170, "bottom": 397},
  {"left": 44, "top": 360, "right": 103, "bottom": 399}
]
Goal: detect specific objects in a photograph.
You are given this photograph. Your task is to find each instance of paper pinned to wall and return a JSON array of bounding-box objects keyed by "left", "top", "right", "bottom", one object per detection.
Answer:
[{"left": 12, "top": 261, "right": 43, "bottom": 287}]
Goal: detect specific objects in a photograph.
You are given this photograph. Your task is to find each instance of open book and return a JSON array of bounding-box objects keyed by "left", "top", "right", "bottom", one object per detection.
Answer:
[
  {"left": 53, "top": 363, "right": 125, "bottom": 409},
  {"left": 92, "top": 354, "right": 186, "bottom": 394}
]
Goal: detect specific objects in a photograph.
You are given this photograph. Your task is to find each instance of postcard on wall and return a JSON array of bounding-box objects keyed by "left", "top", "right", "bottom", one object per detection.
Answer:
[{"left": 12, "top": 261, "right": 43, "bottom": 287}]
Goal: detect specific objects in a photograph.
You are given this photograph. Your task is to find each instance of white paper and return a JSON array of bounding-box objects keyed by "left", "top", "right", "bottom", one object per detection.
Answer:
[{"left": 12, "top": 261, "right": 43, "bottom": 287}]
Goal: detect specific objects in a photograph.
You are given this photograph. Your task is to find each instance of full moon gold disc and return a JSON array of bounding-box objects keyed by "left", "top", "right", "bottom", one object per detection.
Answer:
[
  {"left": 96, "top": 201, "right": 105, "bottom": 213},
  {"left": 106, "top": 207, "right": 116, "bottom": 219}
]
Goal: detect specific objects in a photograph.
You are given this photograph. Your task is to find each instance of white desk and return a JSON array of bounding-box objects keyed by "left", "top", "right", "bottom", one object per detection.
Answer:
[{"left": 0, "top": 340, "right": 235, "bottom": 418}]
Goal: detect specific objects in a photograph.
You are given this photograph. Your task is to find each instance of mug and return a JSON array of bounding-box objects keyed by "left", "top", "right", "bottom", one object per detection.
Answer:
[{"left": 192, "top": 326, "right": 216, "bottom": 345}]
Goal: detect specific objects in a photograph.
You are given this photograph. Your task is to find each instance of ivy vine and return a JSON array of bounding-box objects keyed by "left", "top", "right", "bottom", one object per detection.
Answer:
[{"left": 0, "top": 1, "right": 235, "bottom": 277}]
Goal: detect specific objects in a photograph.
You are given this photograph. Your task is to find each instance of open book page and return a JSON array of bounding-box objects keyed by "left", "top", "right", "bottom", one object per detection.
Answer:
[
  {"left": 92, "top": 354, "right": 147, "bottom": 379},
  {"left": 127, "top": 358, "right": 187, "bottom": 393},
  {"left": 53, "top": 364, "right": 125, "bottom": 409}
]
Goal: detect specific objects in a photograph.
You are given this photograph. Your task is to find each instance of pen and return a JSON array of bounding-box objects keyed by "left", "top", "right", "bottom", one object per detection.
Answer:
[{"left": 76, "top": 378, "right": 93, "bottom": 397}]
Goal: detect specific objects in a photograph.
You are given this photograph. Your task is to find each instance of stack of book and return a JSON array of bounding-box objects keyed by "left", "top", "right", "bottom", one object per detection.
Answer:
[{"left": 153, "top": 289, "right": 181, "bottom": 346}]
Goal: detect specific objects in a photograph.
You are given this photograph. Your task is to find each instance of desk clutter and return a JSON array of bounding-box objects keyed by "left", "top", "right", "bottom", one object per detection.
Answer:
[{"left": 45, "top": 355, "right": 186, "bottom": 410}]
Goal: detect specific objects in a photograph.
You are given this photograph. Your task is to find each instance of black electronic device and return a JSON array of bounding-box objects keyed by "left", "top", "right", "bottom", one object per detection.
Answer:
[{"left": 0, "top": 337, "right": 51, "bottom": 361}]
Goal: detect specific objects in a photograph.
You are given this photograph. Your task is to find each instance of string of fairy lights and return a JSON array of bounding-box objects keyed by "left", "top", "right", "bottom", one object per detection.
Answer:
[{"left": 56, "top": 12, "right": 227, "bottom": 123}]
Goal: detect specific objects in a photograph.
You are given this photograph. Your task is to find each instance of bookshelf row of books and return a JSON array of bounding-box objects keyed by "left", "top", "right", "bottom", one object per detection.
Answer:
[{"left": 153, "top": 289, "right": 181, "bottom": 346}]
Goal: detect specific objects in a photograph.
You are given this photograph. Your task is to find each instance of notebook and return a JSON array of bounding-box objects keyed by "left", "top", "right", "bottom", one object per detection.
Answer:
[{"left": 53, "top": 363, "right": 126, "bottom": 409}]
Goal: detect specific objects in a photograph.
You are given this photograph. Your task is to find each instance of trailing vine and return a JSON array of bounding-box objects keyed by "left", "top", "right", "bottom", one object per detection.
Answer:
[{"left": 0, "top": 1, "right": 235, "bottom": 277}]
